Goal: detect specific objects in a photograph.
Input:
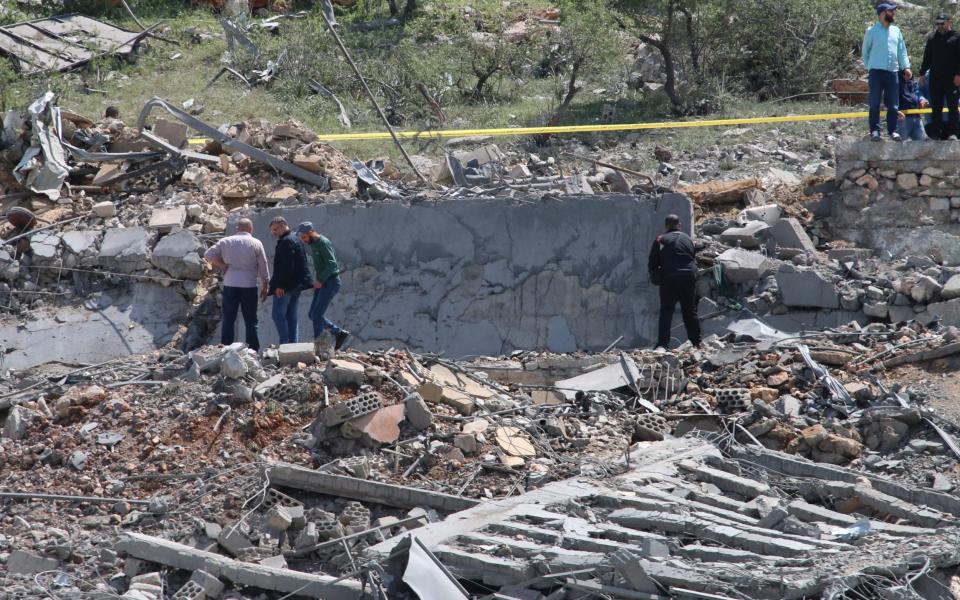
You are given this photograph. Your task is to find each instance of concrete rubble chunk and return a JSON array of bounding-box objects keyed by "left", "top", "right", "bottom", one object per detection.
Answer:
[
  {"left": 7, "top": 549, "right": 59, "bottom": 575},
  {"left": 776, "top": 269, "right": 840, "bottom": 309},
  {"left": 99, "top": 227, "right": 150, "bottom": 273},
  {"left": 278, "top": 342, "right": 315, "bottom": 366},
  {"left": 771, "top": 217, "right": 816, "bottom": 254},
  {"left": 942, "top": 274, "right": 960, "bottom": 300},
  {"left": 117, "top": 533, "right": 362, "bottom": 598},
  {"left": 495, "top": 426, "right": 536, "bottom": 457},
  {"left": 148, "top": 206, "right": 187, "bottom": 233},
  {"left": 3, "top": 405, "right": 28, "bottom": 439},
  {"left": 151, "top": 229, "right": 203, "bottom": 280},
  {"left": 720, "top": 220, "right": 770, "bottom": 249},
  {"left": 342, "top": 403, "right": 405, "bottom": 445},
  {"left": 717, "top": 248, "right": 775, "bottom": 283},
  {"left": 324, "top": 358, "right": 366, "bottom": 385},
  {"left": 403, "top": 393, "right": 433, "bottom": 430},
  {"left": 911, "top": 275, "right": 942, "bottom": 304},
  {"left": 92, "top": 201, "right": 117, "bottom": 218},
  {"left": 266, "top": 461, "right": 479, "bottom": 511}
]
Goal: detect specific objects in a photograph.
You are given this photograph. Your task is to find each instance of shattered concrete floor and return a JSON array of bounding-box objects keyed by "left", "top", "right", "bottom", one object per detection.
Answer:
[{"left": 5, "top": 328, "right": 960, "bottom": 599}]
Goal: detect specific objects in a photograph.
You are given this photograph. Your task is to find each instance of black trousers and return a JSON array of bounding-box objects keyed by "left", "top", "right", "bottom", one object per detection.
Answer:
[
  {"left": 657, "top": 274, "right": 701, "bottom": 348},
  {"left": 930, "top": 77, "right": 959, "bottom": 140}
]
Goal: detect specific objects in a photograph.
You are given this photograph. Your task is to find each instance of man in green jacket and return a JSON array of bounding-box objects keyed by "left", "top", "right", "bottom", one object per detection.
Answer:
[{"left": 297, "top": 221, "right": 350, "bottom": 352}]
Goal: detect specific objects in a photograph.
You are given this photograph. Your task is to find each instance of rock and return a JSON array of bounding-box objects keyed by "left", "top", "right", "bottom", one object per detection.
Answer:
[
  {"left": 863, "top": 417, "right": 909, "bottom": 453},
  {"left": 2, "top": 405, "right": 27, "bottom": 439},
  {"left": 863, "top": 302, "right": 889, "bottom": 319},
  {"left": 454, "top": 433, "right": 479, "bottom": 454},
  {"left": 99, "top": 227, "right": 150, "bottom": 272},
  {"left": 765, "top": 167, "right": 800, "bottom": 187},
  {"left": 910, "top": 275, "right": 942, "bottom": 304},
  {"left": 404, "top": 393, "right": 433, "bottom": 431},
  {"left": 941, "top": 275, "right": 960, "bottom": 300},
  {"left": 92, "top": 201, "right": 117, "bottom": 218},
  {"left": 148, "top": 206, "right": 187, "bottom": 233},
  {"left": 278, "top": 343, "right": 315, "bottom": 365},
  {"left": 720, "top": 220, "right": 770, "bottom": 249},
  {"left": 151, "top": 230, "right": 203, "bottom": 280},
  {"left": 61, "top": 230, "right": 99, "bottom": 255},
  {"left": 717, "top": 248, "right": 775, "bottom": 283},
  {"left": 740, "top": 204, "right": 782, "bottom": 226},
  {"left": 6, "top": 550, "right": 58, "bottom": 575},
  {"left": 896, "top": 173, "right": 919, "bottom": 190},
  {"left": 775, "top": 270, "right": 839, "bottom": 309},
  {"left": 770, "top": 218, "right": 816, "bottom": 254}
]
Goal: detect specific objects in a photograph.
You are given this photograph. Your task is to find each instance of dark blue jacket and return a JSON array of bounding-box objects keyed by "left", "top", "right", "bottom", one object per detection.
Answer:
[
  {"left": 899, "top": 77, "right": 924, "bottom": 111},
  {"left": 268, "top": 230, "right": 312, "bottom": 296}
]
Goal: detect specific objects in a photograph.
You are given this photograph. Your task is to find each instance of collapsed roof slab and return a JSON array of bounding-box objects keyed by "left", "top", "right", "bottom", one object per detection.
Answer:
[{"left": 238, "top": 193, "right": 693, "bottom": 355}]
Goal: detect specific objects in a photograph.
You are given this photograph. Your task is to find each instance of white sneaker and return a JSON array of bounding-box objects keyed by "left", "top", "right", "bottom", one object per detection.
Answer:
[
  {"left": 890, "top": 132, "right": 902, "bottom": 142},
  {"left": 870, "top": 131, "right": 882, "bottom": 142}
]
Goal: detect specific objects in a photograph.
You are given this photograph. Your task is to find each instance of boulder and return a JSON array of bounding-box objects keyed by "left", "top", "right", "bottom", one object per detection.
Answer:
[
  {"left": 941, "top": 274, "right": 960, "bottom": 300},
  {"left": 717, "top": 248, "right": 775, "bottom": 283},
  {"left": 775, "top": 269, "right": 839, "bottom": 309},
  {"left": 720, "top": 220, "right": 770, "bottom": 249},
  {"left": 151, "top": 230, "right": 203, "bottom": 280},
  {"left": 99, "top": 227, "right": 150, "bottom": 273},
  {"left": 770, "top": 218, "right": 816, "bottom": 254}
]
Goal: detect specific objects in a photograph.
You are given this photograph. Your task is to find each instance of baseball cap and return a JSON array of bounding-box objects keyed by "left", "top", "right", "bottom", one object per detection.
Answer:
[
  {"left": 876, "top": 3, "right": 897, "bottom": 14},
  {"left": 936, "top": 13, "right": 951, "bottom": 23},
  {"left": 296, "top": 221, "right": 315, "bottom": 235}
]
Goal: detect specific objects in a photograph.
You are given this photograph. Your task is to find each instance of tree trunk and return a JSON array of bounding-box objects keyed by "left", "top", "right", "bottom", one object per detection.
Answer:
[{"left": 404, "top": 0, "right": 416, "bottom": 17}]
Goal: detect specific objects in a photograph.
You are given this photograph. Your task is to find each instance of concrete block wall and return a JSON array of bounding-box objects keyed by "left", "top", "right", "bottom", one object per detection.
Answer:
[
  {"left": 834, "top": 140, "right": 960, "bottom": 264},
  {"left": 241, "top": 193, "right": 692, "bottom": 355}
]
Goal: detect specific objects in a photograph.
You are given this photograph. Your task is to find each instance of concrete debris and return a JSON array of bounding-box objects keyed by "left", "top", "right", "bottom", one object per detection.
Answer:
[{"left": 7, "top": 85, "right": 960, "bottom": 600}]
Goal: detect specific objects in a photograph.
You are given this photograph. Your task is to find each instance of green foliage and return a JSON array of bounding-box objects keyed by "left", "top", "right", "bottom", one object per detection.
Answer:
[{"left": 706, "top": 0, "right": 865, "bottom": 99}]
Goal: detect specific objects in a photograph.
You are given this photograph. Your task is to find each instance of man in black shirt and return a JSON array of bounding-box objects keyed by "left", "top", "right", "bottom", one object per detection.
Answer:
[
  {"left": 268, "top": 216, "right": 313, "bottom": 344},
  {"left": 648, "top": 214, "right": 701, "bottom": 349},
  {"left": 920, "top": 13, "right": 960, "bottom": 140}
]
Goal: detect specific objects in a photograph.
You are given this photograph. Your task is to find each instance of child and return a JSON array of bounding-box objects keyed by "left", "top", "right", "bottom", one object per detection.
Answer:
[{"left": 898, "top": 69, "right": 929, "bottom": 141}]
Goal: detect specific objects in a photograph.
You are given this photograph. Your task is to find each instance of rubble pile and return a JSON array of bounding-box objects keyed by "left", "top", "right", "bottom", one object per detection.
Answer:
[{"left": 4, "top": 316, "right": 960, "bottom": 597}]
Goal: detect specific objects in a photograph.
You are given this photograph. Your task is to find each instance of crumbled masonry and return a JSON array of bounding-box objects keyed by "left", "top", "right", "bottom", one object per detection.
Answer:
[{"left": 6, "top": 92, "right": 960, "bottom": 600}]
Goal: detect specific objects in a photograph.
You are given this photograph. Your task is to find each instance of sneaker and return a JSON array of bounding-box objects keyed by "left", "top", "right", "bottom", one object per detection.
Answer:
[
  {"left": 870, "top": 130, "right": 882, "bottom": 142},
  {"left": 890, "top": 132, "right": 902, "bottom": 142},
  {"left": 653, "top": 346, "right": 667, "bottom": 354},
  {"left": 334, "top": 330, "right": 350, "bottom": 351},
  {"left": 949, "top": 135, "right": 959, "bottom": 141}
]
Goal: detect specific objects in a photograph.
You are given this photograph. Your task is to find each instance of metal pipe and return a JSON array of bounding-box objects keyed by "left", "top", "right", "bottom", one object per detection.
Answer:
[{"left": 0, "top": 491, "right": 151, "bottom": 505}]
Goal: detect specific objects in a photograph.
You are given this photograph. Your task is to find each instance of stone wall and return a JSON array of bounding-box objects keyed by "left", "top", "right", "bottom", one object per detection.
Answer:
[
  {"left": 833, "top": 140, "right": 960, "bottom": 264},
  {"left": 240, "top": 194, "right": 692, "bottom": 356}
]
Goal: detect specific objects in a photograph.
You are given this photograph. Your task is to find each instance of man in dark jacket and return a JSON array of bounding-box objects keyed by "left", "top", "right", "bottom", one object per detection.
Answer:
[
  {"left": 648, "top": 214, "right": 701, "bottom": 350},
  {"left": 268, "top": 216, "right": 313, "bottom": 344},
  {"left": 920, "top": 13, "right": 960, "bottom": 139}
]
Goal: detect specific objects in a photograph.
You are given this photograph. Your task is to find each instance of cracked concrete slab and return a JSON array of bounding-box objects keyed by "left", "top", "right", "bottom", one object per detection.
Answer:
[
  {"left": 0, "top": 283, "right": 187, "bottom": 369},
  {"left": 239, "top": 193, "right": 692, "bottom": 355}
]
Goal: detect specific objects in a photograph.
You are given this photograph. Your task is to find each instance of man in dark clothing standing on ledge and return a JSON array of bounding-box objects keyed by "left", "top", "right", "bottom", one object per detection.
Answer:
[
  {"left": 297, "top": 221, "right": 350, "bottom": 352},
  {"left": 268, "top": 216, "right": 313, "bottom": 345},
  {"left": 920, "top": 12, "right": 960, "bottom": 140},
  {"left": 648, "top": 214, "right": 701, "bottom": 350}
]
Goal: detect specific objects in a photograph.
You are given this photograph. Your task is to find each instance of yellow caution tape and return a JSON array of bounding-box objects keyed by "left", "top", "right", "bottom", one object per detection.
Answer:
[{"left": 185, "top": 107, "right": 935, "bottom": 145}]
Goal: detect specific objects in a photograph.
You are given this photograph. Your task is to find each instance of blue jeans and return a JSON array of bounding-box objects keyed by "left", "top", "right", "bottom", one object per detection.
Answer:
[
  {"left": 309, "top": 276, "right": 342, "bottom": 338},
  {"left": 868, "top": 69, "right": 900, "bottom": 135},
  {"left": 898, "top": 115, "right": 926, "bottom": 141},
  {"left": 272, "top": 290, "right": 302, "bottom": 345},
  {"left": 222, "top": 286, "right": 260, "bottom": 351}
]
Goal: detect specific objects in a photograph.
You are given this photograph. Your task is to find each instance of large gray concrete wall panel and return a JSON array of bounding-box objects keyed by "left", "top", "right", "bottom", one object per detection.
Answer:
[{"left": 240, "top": 193, "right": 692, "bottom": 356}]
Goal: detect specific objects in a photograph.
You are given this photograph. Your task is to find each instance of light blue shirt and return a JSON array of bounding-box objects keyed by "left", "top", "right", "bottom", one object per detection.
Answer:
[{"left": 863, "top": 22, "right": 910, "bottom": 72}]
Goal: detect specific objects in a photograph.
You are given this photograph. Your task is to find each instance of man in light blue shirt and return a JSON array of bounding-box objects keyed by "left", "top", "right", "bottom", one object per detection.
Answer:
[{"left": 863, "top": 3, "right": 912, "bottom": 141}]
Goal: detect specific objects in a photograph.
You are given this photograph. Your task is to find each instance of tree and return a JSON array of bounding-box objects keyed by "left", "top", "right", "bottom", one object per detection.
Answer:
[{"left": 613, "top": 0, "right": 705, "bottom": 114}]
